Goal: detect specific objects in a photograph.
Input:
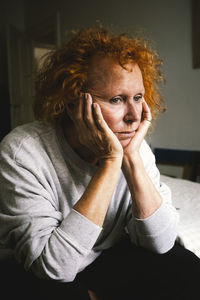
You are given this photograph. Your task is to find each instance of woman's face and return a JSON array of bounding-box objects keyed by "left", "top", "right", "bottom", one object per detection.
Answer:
[{"left": 87, "top": 57, "right": 145, "bottom": 148}]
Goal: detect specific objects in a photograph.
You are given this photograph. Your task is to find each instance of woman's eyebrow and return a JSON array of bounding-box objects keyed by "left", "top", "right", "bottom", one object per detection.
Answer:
[{"left": 86, "top": 89, "right": 110, "bottom": 99}]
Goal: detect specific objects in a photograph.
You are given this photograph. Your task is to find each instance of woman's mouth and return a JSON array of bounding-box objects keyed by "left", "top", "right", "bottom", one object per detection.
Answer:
[{"left": 116, "top": 131, "right": 136, "bottom": 139}]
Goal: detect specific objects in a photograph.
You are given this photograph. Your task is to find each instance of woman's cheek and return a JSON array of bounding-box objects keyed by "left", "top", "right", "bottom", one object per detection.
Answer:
[{"left": 99, "top": 105, "right": 122, "bottom": 131}]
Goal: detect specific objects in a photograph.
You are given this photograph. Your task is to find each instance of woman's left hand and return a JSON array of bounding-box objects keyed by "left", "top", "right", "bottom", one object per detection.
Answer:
[
  {"left": 123, "top": 99, "right": 152, "bottom": 161},
  {"left": 122, "top": 100, "right": 162, "bottom": 220}
]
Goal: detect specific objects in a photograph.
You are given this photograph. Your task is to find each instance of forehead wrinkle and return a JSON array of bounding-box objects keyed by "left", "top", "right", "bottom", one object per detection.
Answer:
[
  {"left": 87, "top": 57, "right": 144, "bottom": 97},
  {"left": 87, "top": 55, "right": 122, "bottom": 86}
]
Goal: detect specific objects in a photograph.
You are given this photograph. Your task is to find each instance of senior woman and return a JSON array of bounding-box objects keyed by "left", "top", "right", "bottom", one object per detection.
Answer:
[{"left": 0, "top": 26, "right": 199, "bottom": 300}]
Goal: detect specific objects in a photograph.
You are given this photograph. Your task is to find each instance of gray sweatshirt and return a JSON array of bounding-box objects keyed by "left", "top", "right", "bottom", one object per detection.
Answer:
[{"left": 0, "top": 121, "right": 179, "bottom": 282}]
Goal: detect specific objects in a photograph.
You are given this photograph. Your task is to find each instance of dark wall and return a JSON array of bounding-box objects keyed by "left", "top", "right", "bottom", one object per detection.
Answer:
[{"left": 0, "top": 2, "right": 10, "bottom": 140}]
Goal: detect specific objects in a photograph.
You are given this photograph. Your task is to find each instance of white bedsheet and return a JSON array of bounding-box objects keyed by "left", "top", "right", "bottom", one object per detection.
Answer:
[{"left": 161, "top": 175, "right": 200, "bottom": 258}]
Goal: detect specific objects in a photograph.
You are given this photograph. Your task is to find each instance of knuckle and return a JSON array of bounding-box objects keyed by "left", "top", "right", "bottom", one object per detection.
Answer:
[{"left": 84, "top": 116, "right": 91, "bottom": 123}]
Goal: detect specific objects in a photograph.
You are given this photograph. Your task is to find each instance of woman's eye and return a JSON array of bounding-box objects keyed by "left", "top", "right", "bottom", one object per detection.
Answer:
[
  {"left": 134, "top": 94, "right": 143, "bottom": 102},
  {"left": 110, "top": 97, "right": 123, "bottom": 104}
]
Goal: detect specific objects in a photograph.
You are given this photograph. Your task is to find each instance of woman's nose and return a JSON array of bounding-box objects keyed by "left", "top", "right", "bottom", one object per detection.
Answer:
[{"left": 123, "top": 102, "right": 141, "bottom": 123}]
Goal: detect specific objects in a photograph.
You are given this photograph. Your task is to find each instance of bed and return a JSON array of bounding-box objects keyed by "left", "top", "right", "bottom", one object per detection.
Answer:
[{"left": 161, "top": 174, "right": 200, "bottom": 258}]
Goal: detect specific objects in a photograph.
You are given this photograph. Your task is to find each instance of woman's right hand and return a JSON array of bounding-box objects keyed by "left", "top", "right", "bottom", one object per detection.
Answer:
[{"left": 67, "top": 93, "right": 123, "bottom": 163}]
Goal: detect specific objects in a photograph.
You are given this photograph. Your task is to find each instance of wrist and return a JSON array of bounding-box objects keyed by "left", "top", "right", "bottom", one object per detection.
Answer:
[
  {"left": 122, "top": 151, "right": 145, "bottom": 180},
  {"left": 98, "top": 156, "right": 122, "bottom": 170},
  {"left": 101, "top": 155, "right": 122, "bottom": 164},
  {"left": 123, "top": 150, "right": 141, "bottom": 167}
]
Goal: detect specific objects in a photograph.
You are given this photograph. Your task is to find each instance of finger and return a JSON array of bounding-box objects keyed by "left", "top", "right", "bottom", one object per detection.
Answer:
[
  {"left": 92, "top": 103, "right": 111, "bottom": 133},
  {"left": 76, "top": 93, "right": 84, "bottom": 121},
  {"left": 142, "top": 100, "right": 152, "bottom": 123},
  {"left": 68, "top": 94, "right": 89, "bottom": 139},
  {"left": 83, "top": 93, "right": 95, "bottom": 129},
  {"left": 131, "top": 101, "right": 152, "bottom": 143},
  {"left": 66, "top": 94, "right": 83, "bottom": 123}
]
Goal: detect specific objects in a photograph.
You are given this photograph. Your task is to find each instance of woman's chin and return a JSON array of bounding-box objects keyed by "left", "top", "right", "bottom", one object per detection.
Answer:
[{"left": 119, "top": 138, "right": 132, "bottom": 148}]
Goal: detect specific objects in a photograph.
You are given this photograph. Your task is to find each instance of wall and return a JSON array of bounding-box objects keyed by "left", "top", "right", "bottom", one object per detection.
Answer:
[
  {"left": 2, "top": 0, "right": 200, "bottom": 151},
  {"left": 0, "top": 0, "right": 25, "bottom": 139},
  {"left": 0, "top": 1, "right": 10, "bottom": 139}
]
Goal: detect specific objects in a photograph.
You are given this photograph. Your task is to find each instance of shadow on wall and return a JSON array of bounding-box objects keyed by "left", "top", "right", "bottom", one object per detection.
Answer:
[{"left": 0, "top": 85, "right": 10, "bottom": 140}]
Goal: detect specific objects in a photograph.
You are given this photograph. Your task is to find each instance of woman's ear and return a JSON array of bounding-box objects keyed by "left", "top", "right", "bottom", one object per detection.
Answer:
[
  {"left": 65, "top": 93, "right": 84, "bottom": 119},
  {"left": 65, "top": 102, "right": 75, "bottom": 119}
]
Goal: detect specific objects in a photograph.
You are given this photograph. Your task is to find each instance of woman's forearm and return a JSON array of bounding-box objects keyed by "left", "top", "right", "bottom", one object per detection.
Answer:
[
  {"left": 123, "top": 153, "right": 162, "bottom": 219},
  {"left": 73, "top": 158, "right": 122, "bottom": 226}
]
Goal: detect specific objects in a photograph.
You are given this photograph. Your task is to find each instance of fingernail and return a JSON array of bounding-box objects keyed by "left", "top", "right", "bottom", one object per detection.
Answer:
[
  {"left": 92, "top": 103, "right": 97, "bottom": 108},
  {"left": 86, "top": 93, "right": 92, "bottom": 104},
  {"left": 85, "top": 93, "right": 90, "bottom": 99}
]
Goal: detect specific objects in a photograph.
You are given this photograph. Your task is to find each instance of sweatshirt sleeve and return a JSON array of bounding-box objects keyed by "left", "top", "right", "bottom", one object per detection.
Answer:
[
  {"left": 31, "top": 209, "right": 102, "bottom": 281},
  {"left": 0, "top": 133, "right": 102, "bottom": 282},
  {"left": 126, "top": 141, "right": 179, "bottom": 253}
]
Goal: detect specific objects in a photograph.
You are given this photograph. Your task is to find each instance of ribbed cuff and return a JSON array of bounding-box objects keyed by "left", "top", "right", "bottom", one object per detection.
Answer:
[
  {"left": 135, "top": 201, "right": 173, "bottom": 236},
  {"left": 59, "top": 209, "right": 102, "bottom": 250}
]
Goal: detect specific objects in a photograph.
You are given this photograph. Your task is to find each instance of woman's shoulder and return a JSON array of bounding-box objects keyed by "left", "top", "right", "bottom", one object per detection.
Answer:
[
  {"left": 139, "top": 139, "right": 155, "bottom": 169},
  {"left": 140, "top": 139, "right": 154, "bottom": 158},
  {"left": 2, "top": 120, "right": 53, "bottom": 141},
  {"left": 0, "top": 121, "right": 56, "bottom": 161}
]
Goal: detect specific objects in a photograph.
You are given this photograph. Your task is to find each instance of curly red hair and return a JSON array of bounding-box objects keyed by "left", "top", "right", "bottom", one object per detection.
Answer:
[{"left": 34, "top": 26, "right": 166, "bottom": 123}]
